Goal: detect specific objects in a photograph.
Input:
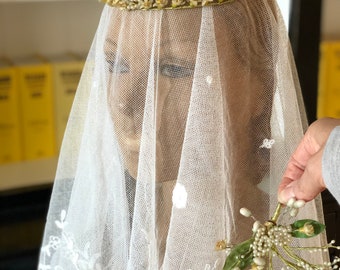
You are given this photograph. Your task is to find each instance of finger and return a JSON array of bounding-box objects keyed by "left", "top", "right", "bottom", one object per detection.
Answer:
[
  {"left": 279, "top": 156, "right": 304, "bottom": 188},
  {"left": 277, "top": 134, "right": 314, "bottom": 200},
  {"left": 277, "top": 152, "right": 306, "bottom": 199},
  {"left": 279, "top": 149, "right": 326, "bottom": 203},
  {"left": 291, "top": 149, "right": 326, "bottom": 201},
  {"left": 277, "top": 176, "right": 295, "bottom": 204}
]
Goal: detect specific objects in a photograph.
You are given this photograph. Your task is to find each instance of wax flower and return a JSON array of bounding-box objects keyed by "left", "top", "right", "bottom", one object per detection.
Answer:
[{"left": 217, "top": 199, "right": 340, "bottom": 270}]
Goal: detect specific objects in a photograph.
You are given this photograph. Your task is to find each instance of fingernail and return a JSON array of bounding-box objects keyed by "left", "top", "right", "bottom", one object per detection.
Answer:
[{"left": 278, "top": 186, "right": 295, "bottom": 204}]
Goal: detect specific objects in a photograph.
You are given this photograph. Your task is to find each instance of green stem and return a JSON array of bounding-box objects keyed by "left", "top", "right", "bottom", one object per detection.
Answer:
[
  {"left": 268, "top": 251, "right": 273, "bottom": 270},
  {"left": 282, "top": 245, "right": 319, "bottom": 269},
  {"left": 271, "top": 246, "right": 301, "bottom": 270},
  {"left": 271, "top": 203, "right": 283, "bottom": 223},
  {"left": 290, "top": 244, "right": 338, "bottom": 250}
]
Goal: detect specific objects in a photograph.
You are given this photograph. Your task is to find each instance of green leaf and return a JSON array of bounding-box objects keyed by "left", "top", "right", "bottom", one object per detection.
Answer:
[
  {"left": 290, "top": 219, "right": 325, "bottom": 238},
  {"left": 223, "top": 238, "right": 254, "bottom": 270}
]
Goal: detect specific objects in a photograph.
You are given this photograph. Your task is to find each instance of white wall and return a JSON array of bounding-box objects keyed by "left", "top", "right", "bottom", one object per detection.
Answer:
[
  {"left": 0, "top": 1, "right": 103, "bottom": 58},
  {"left": 276, "top": 0, "right": 291, "bottom": 30},
  {"left": 275, "top": 0, "right": 340, "bottom": 41}
]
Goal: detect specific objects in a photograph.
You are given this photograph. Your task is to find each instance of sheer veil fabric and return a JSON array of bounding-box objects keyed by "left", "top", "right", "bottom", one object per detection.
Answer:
[{"left": 39, "top": 0, "right": 327, "bottom": 269}]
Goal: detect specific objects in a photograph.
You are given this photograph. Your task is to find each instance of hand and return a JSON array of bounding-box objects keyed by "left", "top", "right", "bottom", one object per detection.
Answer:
[{"left": 278, "top": 117, "right": 340, "bottom": 204}]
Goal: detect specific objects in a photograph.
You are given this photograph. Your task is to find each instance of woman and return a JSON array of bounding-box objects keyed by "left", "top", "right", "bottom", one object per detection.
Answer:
[{"left": 39, "top": 0, "right": 327, "bottom": 269}]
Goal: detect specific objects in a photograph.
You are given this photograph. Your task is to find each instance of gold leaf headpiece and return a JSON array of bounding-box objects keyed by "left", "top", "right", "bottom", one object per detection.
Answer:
[{"left": 101, "top": 0, "right": 234, "bottom": 10}]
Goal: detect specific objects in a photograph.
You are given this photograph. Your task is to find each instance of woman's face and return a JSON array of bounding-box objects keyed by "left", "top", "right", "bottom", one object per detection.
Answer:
[
  {"left": 105, "top": 10, "right": 200, "bottom": 181},
  {"left": 105, "top": 6, "right": 272, "bottom": 184}
]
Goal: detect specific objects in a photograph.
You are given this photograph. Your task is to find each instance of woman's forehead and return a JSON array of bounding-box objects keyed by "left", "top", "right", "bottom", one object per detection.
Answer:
[{"left": 106, "top": 10, "right": 201, "bottom": 40}]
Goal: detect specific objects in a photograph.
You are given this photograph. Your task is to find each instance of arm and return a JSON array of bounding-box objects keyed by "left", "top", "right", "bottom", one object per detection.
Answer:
[{"left": 322, "top": 126, "right": 340, "bottom": 203}]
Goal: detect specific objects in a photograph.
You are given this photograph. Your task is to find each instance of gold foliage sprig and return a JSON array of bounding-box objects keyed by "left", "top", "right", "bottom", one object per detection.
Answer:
[{"left": 217, "top": 200, "right": 340, "bottom": 270}]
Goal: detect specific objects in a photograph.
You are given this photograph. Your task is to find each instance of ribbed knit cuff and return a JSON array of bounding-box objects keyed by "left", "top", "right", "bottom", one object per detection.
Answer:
[{"left": 322, "top": 126, "right": 340, "bottom": 203}]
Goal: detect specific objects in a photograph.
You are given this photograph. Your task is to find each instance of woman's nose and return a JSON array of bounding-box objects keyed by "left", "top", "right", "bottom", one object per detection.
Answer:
[
  {"left": 116, "top": 69, "right": 149, "bottom": 132},
  {"left": 115, "top": 58, "right": 169, "bottom": 135}
]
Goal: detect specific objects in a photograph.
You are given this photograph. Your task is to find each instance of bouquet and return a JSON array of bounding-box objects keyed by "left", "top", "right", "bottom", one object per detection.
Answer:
[{"left": 217, "top": 198, "right": 340, "bottom": 270}]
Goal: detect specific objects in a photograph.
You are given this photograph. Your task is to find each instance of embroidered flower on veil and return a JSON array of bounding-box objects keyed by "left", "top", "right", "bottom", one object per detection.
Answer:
[{"left": 38, "top": 210, "right": 104, "bottom": 270}]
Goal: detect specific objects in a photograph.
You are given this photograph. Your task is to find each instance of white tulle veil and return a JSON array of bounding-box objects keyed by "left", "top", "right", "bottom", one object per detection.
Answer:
[{"left": 38, "top": 0, "right": 328, "bottom": 269}]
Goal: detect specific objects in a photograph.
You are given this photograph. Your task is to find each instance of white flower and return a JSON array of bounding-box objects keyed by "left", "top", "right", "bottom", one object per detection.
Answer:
[
  {"left": 293, "top": 199, "right": 306, "bottom": 208},
  {"left": 252, "top": 221, "right": 262, "bottom": 232},
  {"left": 172, "top": 183, "right": 188, "bottom": 209},
  {"left": 240, "top": 207, "right": 252, "bottom": 217},
  {"left": 289, "top": 208, "right": 299, "bottom": 217},
  {"left": 287, "top": 197, "right": 296, "bottom": 208},
  {"left": 254, "top": 257, "right": 266, "bottom": 266}
]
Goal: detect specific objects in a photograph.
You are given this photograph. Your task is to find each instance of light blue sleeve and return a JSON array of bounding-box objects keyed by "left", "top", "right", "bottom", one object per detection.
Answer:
[{"left": 322, "top": 126, "right": 340, "bottom": 204}]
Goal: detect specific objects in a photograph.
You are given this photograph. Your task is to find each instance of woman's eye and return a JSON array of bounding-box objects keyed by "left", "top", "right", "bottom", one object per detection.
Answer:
[
  {"left": 105, "top": 53, "right": 130, "bottom": 74},
  {"left": 160, "top": 63, "right": 194, "bottom": 78}
]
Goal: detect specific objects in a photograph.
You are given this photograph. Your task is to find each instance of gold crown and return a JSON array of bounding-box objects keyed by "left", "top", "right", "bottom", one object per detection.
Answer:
[{"left": 101, "top": 0, "right": 234, "bottom": 10}]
